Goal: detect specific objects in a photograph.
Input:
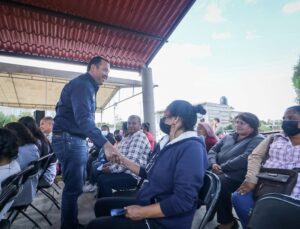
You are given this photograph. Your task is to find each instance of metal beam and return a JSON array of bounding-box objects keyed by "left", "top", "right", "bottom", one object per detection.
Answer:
[{"left": 0, "top": 62, "right": 142, "bottom": 87}]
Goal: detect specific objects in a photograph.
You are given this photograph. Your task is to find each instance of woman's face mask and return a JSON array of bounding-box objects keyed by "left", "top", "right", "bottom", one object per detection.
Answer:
[
  {"left": 159, "top": 117, "right": 171, "bottom": 135},
  {"left": 87, "top": 142, "right": 94, "bottom": 148},
  {"left": 102, "top": 130, "right": 108, "bottom": 136},
  {"left": 282, "top": 120, "right": 300, "bottom": 136}
]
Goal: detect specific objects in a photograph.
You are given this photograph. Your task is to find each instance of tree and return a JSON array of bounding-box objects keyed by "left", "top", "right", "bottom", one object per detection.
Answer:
[
  {"left": 0, "top": 112, "right": 18, "bottom": 127},
  {"left": 0, "top": 111, "right": 33, "bottom": 127},
  {"left": 292, "top": 57, "right": 300, "bottom": 104}
]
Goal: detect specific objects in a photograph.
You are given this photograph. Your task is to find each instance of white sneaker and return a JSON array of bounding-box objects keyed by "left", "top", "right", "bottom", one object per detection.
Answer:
[
  {"left": 83, "top": 184, "right": 93, "bottom": 192},
  {"left": 83, "top": 184, "right": 97, "bottom": 193},
  {"left": 89, "top": 185, "right": 97, "bottom": 192}
]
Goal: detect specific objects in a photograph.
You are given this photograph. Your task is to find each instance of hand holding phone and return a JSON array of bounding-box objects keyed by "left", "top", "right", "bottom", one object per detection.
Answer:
[{"left": 110, "top": 208, "right": 126, "bottom": 216}]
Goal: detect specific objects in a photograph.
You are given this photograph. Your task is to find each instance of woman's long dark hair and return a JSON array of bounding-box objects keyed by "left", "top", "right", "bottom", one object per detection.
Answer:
[
  {"left": 0, "top": 128, "right": 19, "bottom": 161},
  {"left": 18, "top": 116, "right": 50, "bottom": 156},
  {"left": 5, "top": 122, "right": 37, "bottom": 146},
  {"left": 235, "top": 112, "right": 260, "bottom": 137}
]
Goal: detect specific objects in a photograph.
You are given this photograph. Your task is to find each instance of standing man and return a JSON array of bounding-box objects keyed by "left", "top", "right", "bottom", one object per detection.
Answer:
[
  {"left": 40, "top": 116, "right": 54, "bottom": 143},
  {"left": 52, "top": 56, "right": 118, "bottom": 229}
]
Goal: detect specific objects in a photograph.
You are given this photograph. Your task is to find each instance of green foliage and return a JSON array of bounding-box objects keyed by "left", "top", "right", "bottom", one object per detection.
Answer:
[
  {"left": 19, "top": 111, "right": 33, "bottom": 118},
  {"left": 292, "top": 57, "right": 300, "bottom": 104},
  {"left": 0, "top": 111, "right": 33, "bottom": 127},
  {"left": 0, "top": 112, "right": 18, "bottom": 127},
  {"left": 224, "top": 123, "right": 233, "bottom": 131}
]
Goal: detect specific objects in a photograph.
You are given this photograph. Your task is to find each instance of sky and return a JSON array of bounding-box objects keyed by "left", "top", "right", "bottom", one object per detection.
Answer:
[
  {"left": 1, "top": 0, "right": 300, "bottom": 123},
  {"left": 149, "top": 0, "right": 300, "bottom": 121}
]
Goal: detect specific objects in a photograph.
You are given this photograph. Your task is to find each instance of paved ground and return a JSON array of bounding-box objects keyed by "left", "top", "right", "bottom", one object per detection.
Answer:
[{"left": 8, "top": 182, "right": 237, "bottom": 229}]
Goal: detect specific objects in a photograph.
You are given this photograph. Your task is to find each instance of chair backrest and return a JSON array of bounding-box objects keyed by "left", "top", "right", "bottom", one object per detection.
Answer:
[
  {"left": 19, "top": 153, "right": 53, "bottom": 184},
  {"left": 197, "top": 171, "right": 221, "bottom": 229},
  {"left": 248, "top": 193, "right": 300, "bottom": 229},
  {"left": 0, "top": 184, "right": 18, "bottom": 212},
  {"left": 37, "top": 153, "right": 55, "bottom": 181},
  {"left": 0, "top": 169, "right": 26, "bottom": 213},
  {"left": 1, "top": 165, "right": 34, "bottom": 189}
]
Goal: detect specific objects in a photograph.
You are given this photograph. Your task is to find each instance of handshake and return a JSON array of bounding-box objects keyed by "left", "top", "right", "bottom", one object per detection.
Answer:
[
  {"left": 102, "top": 141, "right": 139, "bottom": 175},
  {"left": 102, "top": 141, "right": 129, "bottom": 167}
]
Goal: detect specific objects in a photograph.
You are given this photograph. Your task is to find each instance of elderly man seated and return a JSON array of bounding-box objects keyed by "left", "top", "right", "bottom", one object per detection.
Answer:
[{"left": 96, "top": 115, "right": 151, "bottom": 198}]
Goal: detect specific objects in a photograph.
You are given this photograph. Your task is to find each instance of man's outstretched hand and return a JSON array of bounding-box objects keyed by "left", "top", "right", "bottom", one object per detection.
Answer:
[{"left": 103, "top": 142, "right": 120, "bottom": 164}]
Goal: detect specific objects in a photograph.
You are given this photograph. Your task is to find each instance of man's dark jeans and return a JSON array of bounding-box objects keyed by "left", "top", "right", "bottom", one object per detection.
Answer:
[{"left": 52, "top": 132, "right": 88, "bottom": 229}]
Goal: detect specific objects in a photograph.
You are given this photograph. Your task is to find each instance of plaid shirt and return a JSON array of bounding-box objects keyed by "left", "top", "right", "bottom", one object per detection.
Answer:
[
  {"left": 264, "top": 133, "right": 300, "bottom": 199},
  {"left": 110, "top": 130, "right": 151, "bottom": 179}
]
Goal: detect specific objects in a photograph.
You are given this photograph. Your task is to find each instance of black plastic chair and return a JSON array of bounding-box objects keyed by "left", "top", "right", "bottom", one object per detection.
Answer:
[
  {"left": 197, "top": 171, "right": 221, "bottom": 229},
  {"left": 36, "top": 153, "right": 60, "bottom": 210},
  {"left": 248, "top": 193, "right": 300, "bottom": 229},
  {"left": 0, "top": 219, "right": 11, "bottom": 229},
  {"left": 8, "top": 153, "right": 53, "bottom": 228},
  {"left": 0, "top": 166, "right": 29, "bottom": 228}
]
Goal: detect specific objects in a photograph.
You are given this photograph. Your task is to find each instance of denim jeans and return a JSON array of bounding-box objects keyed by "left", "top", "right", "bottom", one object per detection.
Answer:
[
  {"left": 231, "top": 191, "right": 255, "bottom": 229},
  {"left": 52, "top": 132, "right": 88, "bottom": 229}
]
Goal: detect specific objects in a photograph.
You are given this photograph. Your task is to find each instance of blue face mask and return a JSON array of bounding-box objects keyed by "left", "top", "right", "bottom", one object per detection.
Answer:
[
  {"left": 282, "top": 120, "right": 300, "bottom": 136},
  {"left": 159, "top": 117, "right": 171, "bottom": 135}
]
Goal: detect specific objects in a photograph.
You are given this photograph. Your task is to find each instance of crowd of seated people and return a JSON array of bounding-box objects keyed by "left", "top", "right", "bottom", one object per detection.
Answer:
[
  {"left": 0, "top": 115, "right": 58, "bottom": 223},
  {"left": 232, "top": 105, "right": 300, "bottom": 228},
  {"left": 2, "top": 104, "right": 300, "bottom": 229}
]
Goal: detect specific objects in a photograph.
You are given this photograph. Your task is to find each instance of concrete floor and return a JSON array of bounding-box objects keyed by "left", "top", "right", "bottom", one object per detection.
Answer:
[{"left": 8, "top": 182, "right": 234, "bottom": 229}]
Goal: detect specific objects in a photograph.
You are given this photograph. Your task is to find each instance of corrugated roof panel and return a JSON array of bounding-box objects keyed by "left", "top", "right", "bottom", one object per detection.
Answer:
[
  {"left": 15, "top": 0, "right": 191, "bottom": 36},
  {"left": 0, "top": 0, "right": 195, "bottom": 70}
]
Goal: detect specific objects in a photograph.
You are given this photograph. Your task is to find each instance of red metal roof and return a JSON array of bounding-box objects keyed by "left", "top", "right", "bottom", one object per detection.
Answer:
[{"left": 0, "top": 0, "right": 195, "bottom": 71}]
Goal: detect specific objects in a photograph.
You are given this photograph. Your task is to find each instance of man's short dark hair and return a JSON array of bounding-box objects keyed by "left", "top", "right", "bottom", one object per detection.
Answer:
[
  {"left": 101, "top": 124, "right": 110, "bottom": 132},
  {"left": 87, "top": 56, "right": 109, "bottom": 71}
]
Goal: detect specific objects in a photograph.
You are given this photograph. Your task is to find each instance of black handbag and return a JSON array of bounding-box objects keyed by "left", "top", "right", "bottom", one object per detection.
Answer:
[
  {"left": 254, "top": 167, "right": 299, "bottom": 199},
  {"left": 253, "top": 135, "right": 300, "bottom": 199}
]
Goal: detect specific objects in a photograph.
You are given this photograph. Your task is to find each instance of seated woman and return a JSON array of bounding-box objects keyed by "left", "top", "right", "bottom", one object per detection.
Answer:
[
  {"left": 197, "top": 122, "right": 219, "bottom": 151},
  {"left": 5, "top": 122, "right": 40, "bottom": 206},
  {"left": 0, "top": 128, "right": 21, "bottom": 220},
  {"left": 18, "top": 116, "right": 57, "bottom": 186},
  {"left": 87, "top": 100, "right": 208, "bottom": 229},
  {"left": 232, "top": 106, "right": 300, "bottom": 229},
  {"left": 208, "top": 112, "right": 264, "bottom": 229}
]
